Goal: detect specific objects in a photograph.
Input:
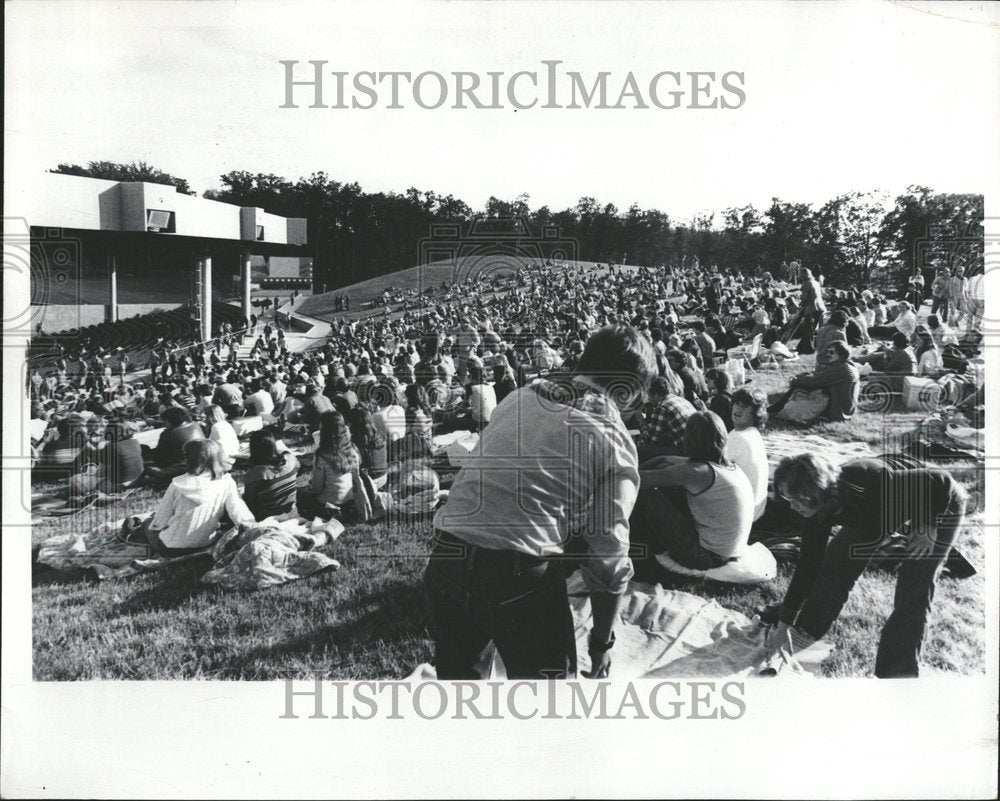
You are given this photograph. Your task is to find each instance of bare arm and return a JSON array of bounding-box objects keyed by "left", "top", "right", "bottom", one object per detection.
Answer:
[{"left": 639, "top": 461, "right": 713, "bottom": 493}]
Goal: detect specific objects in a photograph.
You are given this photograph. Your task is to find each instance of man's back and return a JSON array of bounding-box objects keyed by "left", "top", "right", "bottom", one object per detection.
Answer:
[{"left": 435, "top": 381, "right": 636, "bottom": 566}]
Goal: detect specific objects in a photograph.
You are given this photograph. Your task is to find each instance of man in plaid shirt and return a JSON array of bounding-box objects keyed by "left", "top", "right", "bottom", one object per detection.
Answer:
[{"left": 638, "top": 376, "right": 697, "bottom": 457}]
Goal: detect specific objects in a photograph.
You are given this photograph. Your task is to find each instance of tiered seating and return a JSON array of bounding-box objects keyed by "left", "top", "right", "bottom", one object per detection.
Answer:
[{"left": 28, "top": 304, "right": 248, "bottom": 373}]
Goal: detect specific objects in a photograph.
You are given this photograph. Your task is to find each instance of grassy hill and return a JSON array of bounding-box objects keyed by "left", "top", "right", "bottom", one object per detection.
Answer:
[
  {"left": 31, "top": 361, "right": 987, "bottom": 680},
  {"left": 299, "top": 259, "right": 641, "bottom": 322}
]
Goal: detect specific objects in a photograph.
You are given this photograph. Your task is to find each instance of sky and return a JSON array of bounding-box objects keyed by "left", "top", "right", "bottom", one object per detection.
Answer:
[{"left": 5, "top": 0, "right": 1000, "bottom": 222}]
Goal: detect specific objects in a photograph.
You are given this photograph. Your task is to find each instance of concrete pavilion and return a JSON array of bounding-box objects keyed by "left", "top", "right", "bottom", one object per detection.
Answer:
[{"left": 19, "top": 172, "right": 308, "bottom": 339}]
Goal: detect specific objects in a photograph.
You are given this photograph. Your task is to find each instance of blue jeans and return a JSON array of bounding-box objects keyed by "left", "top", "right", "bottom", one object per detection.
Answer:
[
  {"left": 795, "top": 486, "right": 966, "bottom": 678},
  {"left": 629, "top": 487, "right": 731, "bottom": 570},
  {"left": 424, "top": 531, "right": 577, "bottom": 679}
]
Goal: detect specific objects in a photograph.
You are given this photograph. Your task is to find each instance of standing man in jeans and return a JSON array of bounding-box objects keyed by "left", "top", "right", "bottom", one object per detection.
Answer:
[
  {"left": 930, "top": 267, "right": 952, "bottom": 322},
  {"left": 425, "top": 325, "right": 656, "bottom": 679},
  {"left": 764, "top": 453, "right": 967, "bottom": 677}
]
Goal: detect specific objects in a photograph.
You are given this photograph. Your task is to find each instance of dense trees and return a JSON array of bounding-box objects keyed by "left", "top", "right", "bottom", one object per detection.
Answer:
[
  {"left": 208, "top": 173, "right": 981, "bottom": 292},
  {"left": 52, "top": 161, "right": 196, "bottom": 195},
  {"left": 52, "top": 161, "right": 983, "bottom": 292}
]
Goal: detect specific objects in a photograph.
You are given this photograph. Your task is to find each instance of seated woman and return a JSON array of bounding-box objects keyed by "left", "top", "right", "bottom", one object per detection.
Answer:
[
  {"left": 726, "top": 388, "right": 769, "bottom": 522},
  {"left": 466, "top": 362, "right": 497, "bottom": 429},
  {"left": 913, "top": 326, "right": 942, "bottom": 376},
  {"left": 67, "top": 417, "right": 108, "bottom": 496},
  {"left": 868, "top": 300, "right": 917, "bottom": 340},
  {"left": 704, "top": 368, "right": 734, "bottom": 431},
  {"left": 768, "top": 342, "right": 860, "bottom": 422},
  {"left": 404, "top": 382, "right": 434, "bottom": 446},
  {"left": 141, "top": 439, "right": 256, "bottom": 557},
  {"left": 99, "top": 421, "right": 145, "bottom": 491},
  {"left": 855, "top": 331, "right": 917, "bottom": 391},
  {"left": 242, "top": 429, "right": 300, "bottom": 520},
  {"left": 845, "top": 306, "right": 871, "bottom": 346},
  {"left": 764, "top": 453, "right": 967, "bottom": 678},
  {"left": 348, "top": 405, "right": 388, "bottom": 489},
  {"left": 492, "top": 363, "right": 518, "bottom": 406},
  {"left": 204, "top": 404, "right": 239, "bottom": 468},
  {"left": 145, "top": 406, "right": 206, "bottom": 485},
  {"left": 299, "top": 410, "right": 359, "bottom": 520},
  {"left": 630, "top": 411, "right": 754, "bottom": 570}
]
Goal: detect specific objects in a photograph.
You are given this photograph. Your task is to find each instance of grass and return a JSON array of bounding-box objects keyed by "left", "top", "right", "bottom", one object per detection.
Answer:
[{"left": 31, "top": 312, "right": 987, "bottom": 680}]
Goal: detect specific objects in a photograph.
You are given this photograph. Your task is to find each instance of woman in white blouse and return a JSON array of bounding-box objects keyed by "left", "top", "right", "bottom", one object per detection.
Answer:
[
  {"left": 142, "top": 439, "right": 256, "bottom": 555},
  {"left": 204, "top": 404, "right": 239, "bottom": 468}
]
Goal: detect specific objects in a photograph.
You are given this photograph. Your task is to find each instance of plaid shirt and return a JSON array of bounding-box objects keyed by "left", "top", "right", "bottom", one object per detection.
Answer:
[{"left": 640, "top": 395, "right": 697, "bottom": 448}]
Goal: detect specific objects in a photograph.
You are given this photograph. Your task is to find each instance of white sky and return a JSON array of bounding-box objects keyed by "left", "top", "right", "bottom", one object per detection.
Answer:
[{"left": 5, "top": 0, "right": 1000, "bottom": 222}]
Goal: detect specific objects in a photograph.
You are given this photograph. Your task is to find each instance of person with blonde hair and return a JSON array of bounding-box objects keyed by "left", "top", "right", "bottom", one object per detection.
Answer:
[
  {"left": 204, "top": 404, "right": 239, "bottom": 468},
  {"left": 764, "top": 452, "right": 967, "bottom": 677},
  {"left": 141, "top": 439, "right": 256, "bottom": 556}
]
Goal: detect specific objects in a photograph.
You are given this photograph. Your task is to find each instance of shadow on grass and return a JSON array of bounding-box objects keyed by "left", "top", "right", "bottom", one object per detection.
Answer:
[
  {"left": 112, "top": 558, "right": 217, "bottom": 615},
  {"left": 237, "top": 578, "right": 432, "bottom": 679}
]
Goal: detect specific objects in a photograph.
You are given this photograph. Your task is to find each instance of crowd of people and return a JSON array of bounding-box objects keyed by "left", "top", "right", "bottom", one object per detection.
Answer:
[{"left": 29, "top": 255, "right": 984, "bottom": 680}]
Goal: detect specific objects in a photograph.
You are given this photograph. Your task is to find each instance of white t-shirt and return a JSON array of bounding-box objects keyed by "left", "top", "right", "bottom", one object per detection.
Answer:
[
  {"left": 375, "top": 404, "right": 407, "bottom": 442},
  {"left": 469, "top": 383, "right": 497, "bottom": 424},
  {"left": 246, "top": 389, "right": 275, "bottom": 416},
  {"left": 726, "top": 427, "right": 768, "bottom": 521}
]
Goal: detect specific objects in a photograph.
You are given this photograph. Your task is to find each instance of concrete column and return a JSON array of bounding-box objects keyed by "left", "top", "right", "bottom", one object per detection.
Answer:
[
  {"left": 201, "top": 257, "right": 213, "bottom": 341},
  {"left": 108, "top": 249, "right": 118, "bottom": 322},
  {"left": 242, "top": 250, "right": 252, "bottom": 327}
]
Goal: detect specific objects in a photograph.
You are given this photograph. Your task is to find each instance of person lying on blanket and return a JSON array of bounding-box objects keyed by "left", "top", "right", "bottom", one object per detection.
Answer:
[
  {"left": 139, "top": 439, "right": 256, "bottom": 557},
  {"left": 763, "top": 453, "right": 967, "bottom": 678},
  {"left": 426, "top": 324, "right": 656, "bottom": 680}
]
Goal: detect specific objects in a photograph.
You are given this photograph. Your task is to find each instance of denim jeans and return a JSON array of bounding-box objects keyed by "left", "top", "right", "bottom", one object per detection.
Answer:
[
  {"left": 794, "top": 487, "right": 966, "bottom": 678},
  {"left": 629, "top": 487, "right": 730, "bottom": 570},
  {"left": 424, "top": 531, "right": 577, "bottom": 679},
  {"left": 931, "top": 295, "right": 950, "bottom": 322}
]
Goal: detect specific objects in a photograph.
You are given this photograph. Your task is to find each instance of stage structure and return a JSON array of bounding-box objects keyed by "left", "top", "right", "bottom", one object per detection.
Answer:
[{"left": 19, "top": 172, "right": 308, "bottom": 339}]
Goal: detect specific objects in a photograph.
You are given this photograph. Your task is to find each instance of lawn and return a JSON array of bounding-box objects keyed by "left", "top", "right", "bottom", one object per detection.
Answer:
[
  {"left": 31, "top": 279, "right": 987, "bottom": 681},
  {"left": 31, "top": 355, "right": 987, "bottom": 680}
]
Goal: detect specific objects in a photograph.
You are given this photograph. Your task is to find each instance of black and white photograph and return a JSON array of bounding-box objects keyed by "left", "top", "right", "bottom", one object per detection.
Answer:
[{"left": 3, "top": 0, "right": 998, "bottom": 797}]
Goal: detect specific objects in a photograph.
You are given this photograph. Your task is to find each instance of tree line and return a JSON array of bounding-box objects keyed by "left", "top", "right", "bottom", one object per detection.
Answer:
[{"left": 52, "top": 162, "right": 983, "bottom": 292}]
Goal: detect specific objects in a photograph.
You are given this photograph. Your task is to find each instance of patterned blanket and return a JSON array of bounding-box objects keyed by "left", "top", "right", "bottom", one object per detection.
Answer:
[{"left": 35, "top": 513, "right": 344, "bottom": 589}]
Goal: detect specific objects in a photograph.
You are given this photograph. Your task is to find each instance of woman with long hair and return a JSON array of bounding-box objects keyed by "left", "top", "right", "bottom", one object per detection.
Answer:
[
  {"left": 303, "top": 410, "right": 359, "bottom": 518},
  {"left": 913, "top": 326, "right": 941, "bottom": 376},
  {"left": 348, "top": 405, "right": 388, "bottom": 488},
  {"left": 204, "top": 404, "right": 239, "bottom": 468},
  {"left": 631, "top": 410, "right": 754, "bottom": 570},
  {"left": 404, "top": 382, "right": 433, "bottom": 448},
  {"left": 142, "top": 439, "right": 256, "bottom": 556}
]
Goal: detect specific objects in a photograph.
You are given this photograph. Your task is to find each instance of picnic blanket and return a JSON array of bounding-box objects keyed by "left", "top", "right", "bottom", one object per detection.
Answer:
[
  {"left": 36, "top": 513, "right": 344, "bottom": 588},
  {"left": 409, "top": 571, "right": 832, "bottom": 680},
  {"left": 762, "top": 431, "right": 874, "bottom": 479},
  {"left": 35, "top": 515, "right": 208, "bottom": 580},
  {"left": 31, "top": 487, "right": 139, "bottom": 521},
  {"left": 201, "top": 516, "right": 343, "bottom": 590}
]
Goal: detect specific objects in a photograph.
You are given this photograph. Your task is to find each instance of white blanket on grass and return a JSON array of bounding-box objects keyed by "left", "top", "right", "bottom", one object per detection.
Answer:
[
  {"left": 409, "top": 571, "right": 832, "bottom": 680},
  {"left": 762, "top": 431, "right": 874, "bottom": 479}
]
